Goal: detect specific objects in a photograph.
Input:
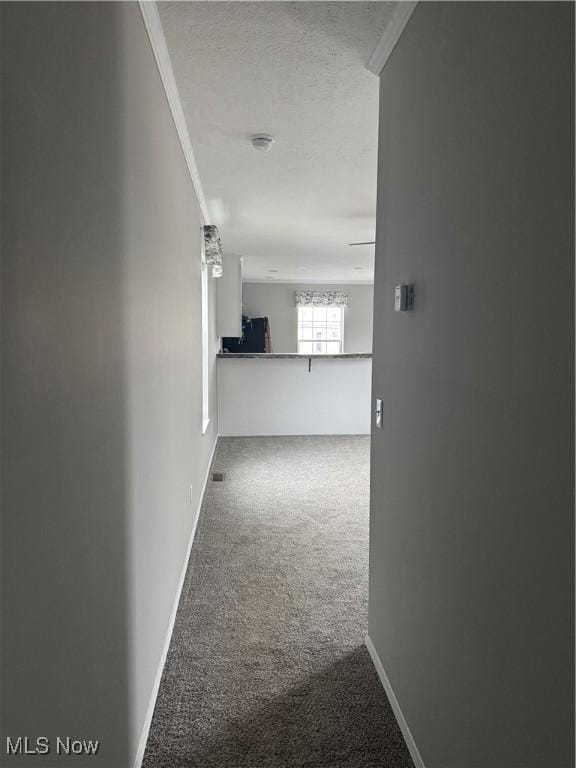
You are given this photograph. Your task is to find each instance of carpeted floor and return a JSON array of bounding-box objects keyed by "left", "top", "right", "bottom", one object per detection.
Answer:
[{"left": 142, "top": 436, "right": 413, "bottom": 768}]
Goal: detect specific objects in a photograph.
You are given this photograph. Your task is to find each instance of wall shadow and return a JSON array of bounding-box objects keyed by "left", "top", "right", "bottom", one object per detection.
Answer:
[{"left": 1, "top": 3, "right": 130, "bottom": 766}]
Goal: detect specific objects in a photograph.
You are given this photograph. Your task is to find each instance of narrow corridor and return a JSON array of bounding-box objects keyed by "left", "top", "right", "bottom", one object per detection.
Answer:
[{"left": 143, "top": 436, "right": 412, "bottom": 768}]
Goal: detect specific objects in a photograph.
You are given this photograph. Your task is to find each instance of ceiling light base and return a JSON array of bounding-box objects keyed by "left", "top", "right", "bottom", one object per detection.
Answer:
[{"left": 251, "top": 134, "right": 275, "bottom": 152}]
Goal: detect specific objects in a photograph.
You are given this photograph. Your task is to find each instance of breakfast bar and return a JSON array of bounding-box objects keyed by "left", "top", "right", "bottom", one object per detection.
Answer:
[{"left": 217, "top": 353, "right": 372, "bottom": 436}]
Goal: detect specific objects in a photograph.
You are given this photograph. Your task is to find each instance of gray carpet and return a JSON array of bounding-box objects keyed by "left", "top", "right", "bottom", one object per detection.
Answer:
[{"left": 142, "top": 436, "right": 414, "bottom": 768}]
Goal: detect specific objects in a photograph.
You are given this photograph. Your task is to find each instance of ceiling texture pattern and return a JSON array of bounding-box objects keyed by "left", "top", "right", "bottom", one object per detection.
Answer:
[{"left": 159, "top": 2, "right": 396, "bottom": 283}]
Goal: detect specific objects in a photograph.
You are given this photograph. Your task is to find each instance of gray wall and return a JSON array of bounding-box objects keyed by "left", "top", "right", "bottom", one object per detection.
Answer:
[
  {"left": 369, "top": 3, "right": 574, "bottom": 768},
  {"left": 242, "top": 282, "right": 374, "bottom": 352},
  {"left": 1, "top": 3, "right": 218, "bottom": 766}
]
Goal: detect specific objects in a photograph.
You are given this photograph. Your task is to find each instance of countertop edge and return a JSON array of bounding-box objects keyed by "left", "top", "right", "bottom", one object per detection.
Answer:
[{"left": 217, "top": 353, "right": 372, "bottom": 359}]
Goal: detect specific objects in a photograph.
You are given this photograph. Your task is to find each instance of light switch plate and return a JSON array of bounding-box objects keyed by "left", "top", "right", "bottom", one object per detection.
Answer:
[
  {"left": 375, "top": 398, "right": 383, "bottom": 429},
  {"left": 395, "top": 283, "right": 414, "bottom": 312}
]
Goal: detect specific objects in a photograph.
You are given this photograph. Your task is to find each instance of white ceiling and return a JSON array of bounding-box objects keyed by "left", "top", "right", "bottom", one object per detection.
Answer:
[{"left": 159, "top": 2, "right": 395, "bottom": 283}]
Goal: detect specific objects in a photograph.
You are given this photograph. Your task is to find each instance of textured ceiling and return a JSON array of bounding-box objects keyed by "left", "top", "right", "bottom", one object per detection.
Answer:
[{"left": 159, "top": 2, "right": 395, "bottom": 283}]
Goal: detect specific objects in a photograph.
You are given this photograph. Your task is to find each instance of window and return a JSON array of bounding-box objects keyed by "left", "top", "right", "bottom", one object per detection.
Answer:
[
  {"left": 201, "top": 255, "right": 210, "bottom": 434},
  {"left": 297, "top": 306, "right": 344, "bottom": 354}
]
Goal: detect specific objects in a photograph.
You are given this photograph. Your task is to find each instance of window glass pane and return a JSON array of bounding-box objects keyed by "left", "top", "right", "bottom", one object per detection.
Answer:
[
  {"left": 201, "top": 264, "right": 210, "bottom": 431},
  {"left": 298, "top": 306, "right": 343, "bottom": 353},
  {"left": 327, "top": 324, "right": 341, "bottom": 340}
]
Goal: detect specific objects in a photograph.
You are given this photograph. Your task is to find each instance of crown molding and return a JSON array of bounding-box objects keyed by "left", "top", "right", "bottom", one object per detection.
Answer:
[
  {"left": 366, "top": 1, "right": 419, "bottom": 76},
  {"left": 139, "top": 1, "right": 210, "bottom": 224}
]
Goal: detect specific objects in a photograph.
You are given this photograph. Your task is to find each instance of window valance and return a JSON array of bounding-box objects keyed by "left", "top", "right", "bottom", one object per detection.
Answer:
[
  {"left": 203, "top": 225, "right": 223, "bottom": 278},
  {"left": 295, "top": 290, "right": 348, "bottom": 307}
]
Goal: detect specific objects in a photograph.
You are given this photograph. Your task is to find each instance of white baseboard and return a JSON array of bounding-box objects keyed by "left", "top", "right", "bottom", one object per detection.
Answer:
[
  {"left": 365, "top": 634, "right": 426, "bottom": 768},
  {"left": 133, "top": 436, "right": 219, "bottom": 768}
]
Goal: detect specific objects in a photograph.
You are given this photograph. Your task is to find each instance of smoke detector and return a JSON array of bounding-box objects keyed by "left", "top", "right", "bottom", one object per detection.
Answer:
[{"left": 251, "top": 134, "right": 275, "bottom": 152}]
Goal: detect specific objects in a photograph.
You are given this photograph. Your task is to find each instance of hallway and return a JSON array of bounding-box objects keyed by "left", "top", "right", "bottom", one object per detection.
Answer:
[
  {"left": 143, "top": 437, "right": 412, "bottom": 768},
  {"left": 1, "top": 4, "right": 573, "bottom": 766}
]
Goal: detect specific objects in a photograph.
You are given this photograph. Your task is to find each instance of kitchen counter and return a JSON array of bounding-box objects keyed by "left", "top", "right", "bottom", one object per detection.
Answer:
[
  {"left": 217, "top": 352, "right": 372, "bottom": 359},
  {"left": 217, "top": 353, "right": 372, "bottom": 435}
]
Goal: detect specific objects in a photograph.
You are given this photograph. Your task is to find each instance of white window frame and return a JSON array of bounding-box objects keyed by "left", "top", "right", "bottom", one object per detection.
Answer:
[
  {"left": 200, "top": 242, "right": 210, "bottom": 435},
  {"left": 297, "top": 305, "right": 345, "bottom": 354}
]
